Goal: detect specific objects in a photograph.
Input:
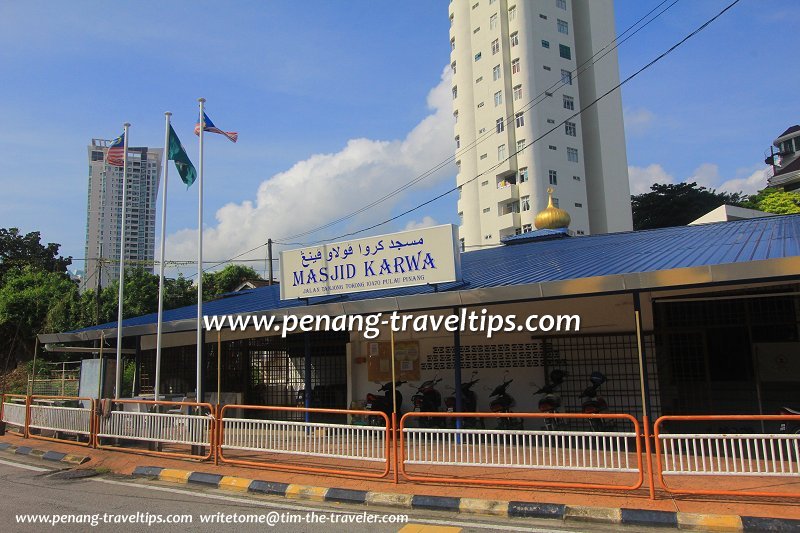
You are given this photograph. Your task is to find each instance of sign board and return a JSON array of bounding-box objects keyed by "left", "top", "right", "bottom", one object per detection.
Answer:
[
  {"left": 367, "top": 341, "right": 421, "bottom": 382},
  {"left": 280, "top": 224, "right": 461, "bottom": 300}
]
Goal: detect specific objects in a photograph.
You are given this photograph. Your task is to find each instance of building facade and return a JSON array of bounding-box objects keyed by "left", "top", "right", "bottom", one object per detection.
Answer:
[
  {"left": 765, "top": 125, "right": 800, "bottom": 191},
  {"left": 83, "top": 139, "right": 163, "bottom": 290},
  {"left": 450, "top": 0, "right": 632, "bottom": 249}
]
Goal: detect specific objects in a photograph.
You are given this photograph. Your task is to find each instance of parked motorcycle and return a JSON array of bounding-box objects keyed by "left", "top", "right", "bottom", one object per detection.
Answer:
[
  {"left": 444, "top": 371, "right": 484, "bottom": 429},
  {"left": 365, "top": 381, "right": 406, "bottom": 426},
  {"left": 778, "top": 406, "right": 800, "bottom": 434},
  {"left": 580, "top": 371, "right": 614, "bottom": 431},
  {"left": 411, "top": 377, "right": 444, "bottom": 428},
  {"left": 489, "top": 375, "right": 523, "bottom": 430},
  {"left": 533, "top": 369, "right": 567, "bottom": 431}
]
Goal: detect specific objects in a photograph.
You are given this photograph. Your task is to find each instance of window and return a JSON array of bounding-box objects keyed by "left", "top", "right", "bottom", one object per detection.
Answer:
[
  {"left": 563, "top": 95, "right": 574, "bottom": 110},
  {"left": 498, "top": 144, "right": 506, "bottom": 160},
  {"left": 476, "top": 76, "right": 483, "bottom": 83},
  {"left": 574, "top": 202, "right": 582, "bottom": 208},
  {"left": 539, "top": 14, "right": 548, "bottom": 20},
  {"left": 481, "top": 180, "right": 489, "bottom": 186},
  {"left": 561, "top": 69, "right": 572, "bottom": 85},
  {"left": 559, "top": 44, "right": 571, "bottom": 60},
  {"left": 523, "top": 223, "right": 532, "bottom": 233},
  {"left": 450, "top": 15, "right": 454, "bottom": 27},
  {"left": 557, "top": 0, "right": 567, "bottom": 10},
  {"left": 549, "top": 145, "right": 557, "bottom": 150},
  {"left": 456, "top": 160, "right": 461, "bottom": 171},
  {"left": 480, "top": 153, "right": 487, "bottom": 159},
  {"left": 472, "top": 2, "right": 479, "bottom": 8},
  {"left": 541, "top": 40, "right": 550, "bottom": 49},
  {"left": 511, "top": 58, "right": 520, "bottom": 74},
  {"left": 565, "top": 121, "right": 576, "bottom": 136},
  {"left": 459, "top": 238, "right": 465, "bottom": 252},
  {"left": 516, "top": 139, "right": 525, "bottom": 152},
  {"left": 543, "top": 65, "right": 551, "bottom": 71},
  {"left": 493, "top": 64, "right": 501, "bottom": 80},
  {"left": 567, "top": 147, "right": 579, "bottom": 162},
  {"left": 474, "top": 52, "right": 482, "bottom": 61},
  {"left": 510, "top": 32, "right": 519, "bottom": 46},
  {"left": 451, "top": 38, "right": 456, "bottom": 50},
  {"left": 552, "top": 197, "right": 560, "bottom": 207},
  {"left": 508, "top": 5, "right": 517, "bottom": 20},
  {"left": 452, "top": 86, "right": 458, "bottom": 99},
  {"left": 483, "top": 207, "right": 490, "bottom": 213},
  {"left": 490, "top": 13, "right": 498, "bottom": 30},
  {"left": 573, "top": 175, "right": 581, "bottom": 181},
  {"left": 549, "top": 170, "right": 558, "bottom": 185},
  {"left": 455, "top": 135, "right": 460, "bottom": 148},
  {"left": 473, "top": 26, "right": 480, "bottom": 34},
  {"left": 521, "top": 195, "right": 531, "bottom": 211},
  {"left": 491, "top": 39, "right": 500, "bottom": 54},
  {"left": 454, "top": 110, "right": 459, "bottom": 122},
  {"left": 496, "top": 117, "right": 505, "bottom": 133},
  {"left": 557, "top": 19, "right": 569, "bottom": 34},
  {"left": 489, "top": 0, "right": 496, "bottom": 4},
  {"left": 494, "top": 91, "right": 503, "bottom": 106},
  {"left": 513, "top": 84, "right": 522, "bottom": 100},
  {"left": 451, "top": 61, "right": 457, "bottom": 74},
  {"left": 478, "top": 101, "right": 484, "bottom": 107},
  {"left": 515, "top": 112, "right": 524, "bottom": 127},
  {"left": 547, "top": 118, "right": 555, "bottom": 124},
  {"left": 519, "top": 167, "right": 529, "bottom": 182}
]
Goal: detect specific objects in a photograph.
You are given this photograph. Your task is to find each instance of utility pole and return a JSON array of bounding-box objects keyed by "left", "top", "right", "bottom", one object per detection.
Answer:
[
  {"left": 95, "top": 243, "right": 103, "bottom": 327},
  {"left": 267, "top": 238, "right": 274, "bottom": 285}
]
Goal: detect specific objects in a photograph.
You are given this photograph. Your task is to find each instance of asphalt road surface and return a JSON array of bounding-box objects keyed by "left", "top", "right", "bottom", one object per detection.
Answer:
[{"left": 0, "top": 457, "right": 666, "bottom": 533}]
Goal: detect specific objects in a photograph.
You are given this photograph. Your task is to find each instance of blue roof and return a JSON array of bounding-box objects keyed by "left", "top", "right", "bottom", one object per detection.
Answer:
[
  {"left": 79, "top": 215, "right": 800, "bottom": 333},
  {"left": 500, "top": 227, "right": 569, "bottom": 244}
]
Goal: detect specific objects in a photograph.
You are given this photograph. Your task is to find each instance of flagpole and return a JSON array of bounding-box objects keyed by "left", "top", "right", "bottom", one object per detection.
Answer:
[
  {"left": 154, "top": 112, "right": 171, "bottom": 401},
  {"left": 115, "top": 122, "right": 130, "bottom": 399},
  {"left": 196, "top": 98, "right": 205, "bottom": 403}
]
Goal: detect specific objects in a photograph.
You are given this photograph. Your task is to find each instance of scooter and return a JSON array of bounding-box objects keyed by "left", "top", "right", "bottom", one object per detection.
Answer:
[
  {"left": 444, "top": 371, "right": 484, "bottom": 429},
  {"left": 533, "top": 369, "right": 567, "bottom": 431},
  {"left": 778, "top": 407, "right": 800, "bottom": 434},
  {"left": 489, "top": 375, "right": 523, "bottom": 430},
  {"left": 365, "top": 381, "right": 406, "bottom": 426},
  {"left": 411, "top": 377, "right": 444, "bottom": 428},
  {"left": 580, "top": 371, "right": 614, "bottom": 431}
]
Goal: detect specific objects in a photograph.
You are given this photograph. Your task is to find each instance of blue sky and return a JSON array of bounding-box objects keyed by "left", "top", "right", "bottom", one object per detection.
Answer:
[{"left": 0, "top": 0, "right": 797, "bottom": 277}]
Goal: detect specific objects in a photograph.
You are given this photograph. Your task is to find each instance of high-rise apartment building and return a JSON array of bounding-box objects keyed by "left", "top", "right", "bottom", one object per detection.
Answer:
[
  {"left": 450, "top": 0, "right": 632, "bottom": 249},
  {"left": 83, "top": 139, "right": 163, "bottom": 290}
]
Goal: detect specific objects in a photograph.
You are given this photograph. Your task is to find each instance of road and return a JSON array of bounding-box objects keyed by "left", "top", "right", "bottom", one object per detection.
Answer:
[{"left": 0, "top": 457, "right": 665, "bottom": 533}]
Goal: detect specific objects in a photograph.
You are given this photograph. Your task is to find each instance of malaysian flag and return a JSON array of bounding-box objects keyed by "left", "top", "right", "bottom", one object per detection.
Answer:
[
  {"left": 106, "top": 132, "right": 125, "bottom": 166},
  {"left": 194, "top": 112, "right": 238, "bottom": 143}
]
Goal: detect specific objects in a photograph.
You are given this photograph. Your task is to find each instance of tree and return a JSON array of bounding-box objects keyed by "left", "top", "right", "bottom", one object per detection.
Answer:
[
  {"left": 202, "top": 264, "right": 262, "bottom": 301},
  {"left": 0, "top": 228, "right": 72, "bottom": 282},
  {"left": 742, "top": 188, "right": 800, "bottom": 215},
  {"left": 631, "top": 182, "right": 746, "bottom": 230}
]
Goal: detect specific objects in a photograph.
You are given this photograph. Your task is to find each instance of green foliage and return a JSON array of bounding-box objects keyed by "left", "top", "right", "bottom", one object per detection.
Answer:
[
  {"left": 0, "top": 228, "right": 71, "bottom": 283},
  {"left": 121, "top": 360, "right": 136, "bottom": 398},
  {"left": 631, "top": 182, "right": 746, "bottom": 230},
  {"left": 742, "top": 188, "right": 800, "bottom": 214},
  {"left": 202, "top": 264, "right": 261, "bottom": 301}
]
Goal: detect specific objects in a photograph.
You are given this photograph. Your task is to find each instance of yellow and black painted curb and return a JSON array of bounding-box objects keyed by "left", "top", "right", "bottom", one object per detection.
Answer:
[
  {"left": 132, "top": 466, "right": 798, "bottom": 531},
  {"left": 0, "top": 441, "right": 89, "bottom": 465}
]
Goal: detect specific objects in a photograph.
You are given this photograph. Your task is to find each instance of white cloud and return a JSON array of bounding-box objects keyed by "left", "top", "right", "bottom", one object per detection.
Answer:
[
  {"left": 403, "top": 216, "right": 438, "bottom": 231},
  {"left": 165, "top": 67, "right": 455, "bottom": 264},
  {"left": 627, "top": 164, "right": 674, "bottom": 194},
  {"left": 717, "top": 169, "right": 766, "bottom": 195},
  {"left": 623, "top": 107, "right": 655, "bottom": 136}
]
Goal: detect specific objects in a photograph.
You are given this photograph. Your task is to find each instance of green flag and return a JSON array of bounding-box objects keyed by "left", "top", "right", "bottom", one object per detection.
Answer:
[{"left": 168, "top": 124, "right": 197, "bottom": 187}]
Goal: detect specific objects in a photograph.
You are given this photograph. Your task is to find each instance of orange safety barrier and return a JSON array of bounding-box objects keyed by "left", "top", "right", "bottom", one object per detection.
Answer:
[
  {"left": 654, "top": 414, "right": 800, "bottom": 498},
  {"left": 95, "top": 399, "right": 215, "bottom": 461},
  {"left": 1, "top": 394, "right": 30, "bottom": 437},
  {"left": 399, "top": 411, "right": 644, "bottom": 491},
  {"left": 28, "top": 395, "right": 95, "bottom": 447},
  {"left": 217, "top": 404, "right": 391, "bottom": 479}
]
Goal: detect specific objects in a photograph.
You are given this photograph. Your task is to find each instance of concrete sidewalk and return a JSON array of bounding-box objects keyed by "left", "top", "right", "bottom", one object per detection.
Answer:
[{"left": 2, "top": 433, "right": 799, "bottom": 531}]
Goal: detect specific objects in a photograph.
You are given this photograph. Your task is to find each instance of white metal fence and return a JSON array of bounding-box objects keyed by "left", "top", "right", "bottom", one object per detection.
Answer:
[
  {"left": 29, "top": 403, "right": 92, "bottom": 436},
  {"left": 403, "top": 427, "right": 638, "bottom": 473},
  {"left": 221, "top": 418, "right": 387, "bottom": 462},
  {"left": 97, "top": 411, "right": 212, "bottom": 446},
  {"left": 1, "top": 400, "right": 26, "bottom": 430},
  {"left": 659, "top": 434, "right": 800, "bottom": 477}
]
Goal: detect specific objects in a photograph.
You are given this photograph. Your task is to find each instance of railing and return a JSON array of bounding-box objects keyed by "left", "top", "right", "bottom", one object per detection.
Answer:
[
  {"left": 96, "top": 400, "right": 214, "bottom": 460},
  {"left": 218, "top": 405, "right": 391, "bottom": 479},
  {"left": 1, "top": 394, "right": 29, "bottom": 436},
  {"left": 654, "top": 415, "right": 800, "bottom": 498},
  {"left": 400, "top": 412, "right": 643, "bottom": 491},
  {"left": 28, "top": 396, "right": 94, "bottom": 447}
]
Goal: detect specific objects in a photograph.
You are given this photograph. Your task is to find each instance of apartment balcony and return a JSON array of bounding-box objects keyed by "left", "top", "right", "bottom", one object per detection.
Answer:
[
  {"left": 495, "top": 183, "right": 518, "bottom": 203},
  {"left": 497, "top": 211, "right": 520, "bottom": 232}
]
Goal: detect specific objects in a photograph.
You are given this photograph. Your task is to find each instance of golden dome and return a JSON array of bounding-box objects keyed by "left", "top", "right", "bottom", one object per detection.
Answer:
[{"left": 534, "top": 188, "right": 571, "bottom": 230}]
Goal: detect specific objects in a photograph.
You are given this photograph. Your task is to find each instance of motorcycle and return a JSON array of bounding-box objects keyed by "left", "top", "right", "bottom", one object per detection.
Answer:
[
  {"left": 444, "top": 371, "right": 484, "bottom": 429},
  {"left": 489, "top": 375, "right": 523, "bottom": 430},
  {"left": 365, "top": 381, "right": 406, "bottom": 426},
  {"left": 411, "top": 377, "right": 444, "bottom": 428},
  {"left": 580, "top": 371, "right": 615, "bottom": 431},
  {"left": 533, "top": 369, "right": 567, "bottom": 431},
  {"left": 778, "top": 406, "right": 800, "bottom": 434}
]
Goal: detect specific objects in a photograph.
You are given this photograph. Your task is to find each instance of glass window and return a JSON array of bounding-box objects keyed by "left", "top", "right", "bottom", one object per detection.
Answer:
[
  {"left": 510, "top": 32, "right": 519, "bottom": 46},
  {"left": 451, "top": 38, "right": 456, "bottom": 50},
  {"left": 496, "top": 117, "right": 505, "bottom": 133},
  {"left": 455, "top": 135, "right": 460, "bottom": 148},
  {"left": 498, "top": 144, "right": 506, "bottom": 160},
  {"left": 573, "top": 175, "right": 581, "bottom": 181},
  {"left": 512, "top": 58, "right": 520, "bottom": 74},
  {"left": 491, "top": 39, "right": 500, "bottom": 54},
  {"left": 557, "top": 0, "right": 567, "bottom": 10},
  {"left": 565, "top": 121, "right": 576, "bottom": 136},
  {"left": 513, "top": 84, "right": 522, "bottom": 100},
  {"left": 559, "top": 44, "right": 571, "bottom": 60},
  {"left": 574, "top": 202, "right": 582, "bottom": 207},
  {"left": 517, "top": 139, "right": 525, "bottom": 152},
  {"left": 494, "top": 91, "right": 503, "bottom": 106},
  {"left": 483, "top": 207, "right": 490, "bottom": 213},
  {"left": 552, "top": 197, "right": 560, "bottom": 207},
  {"left": 454, "top": 110, "right": 459, "bottom": 122},
  {"left": 452, "top": 86, "right": 458, "bottom": 99},
  {"left": 515, "top": 112, "right": 524, "bottom": 127},
  {"left": 567, "top": 147, "right": 579, "bottom": 162},
  {"left": 523, "top": 223, "right": 532, "bottom": 233},
  {"left": 490, "top": 13, "right": 498, "bottom": 29},
  {"left": 493, "top": 64, "right": 501, "bottom": 80},
  {"left": 561, "top": 69, "right": 572, "bottom": 85},
  {"left": 475, "top": 52, "right": 482, "bottom": 61},
  {"left": 521, "top": 195, "right": 530, "bottom": 211},
  {"left": 549, "top": 170, "right": 558, "bottom": 185},
  {"left": 557, "top": 19, "right": 568, "bottom": 34},
  {"left": 519, "top": 167, "right": 529, "bottom": 182},
  {"left": 508, "top": 5, "right": 517, "bottom": 20},
  {"left": 542, "top": 40, "right": 550, "bottom": 49},
  {"left": 563, "top": 95, "right": 574, "bottom": 110}
]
